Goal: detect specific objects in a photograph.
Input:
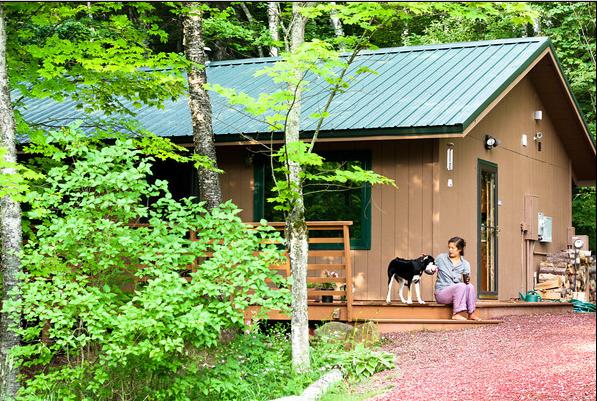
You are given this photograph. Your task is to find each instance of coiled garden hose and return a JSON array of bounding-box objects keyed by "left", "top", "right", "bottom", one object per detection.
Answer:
[{"left": 570, "top": 299, "right": 596, "bottom": 313}]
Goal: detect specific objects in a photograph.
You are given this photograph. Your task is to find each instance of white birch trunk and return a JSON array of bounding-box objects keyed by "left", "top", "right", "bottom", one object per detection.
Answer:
[
  {"left": 182, "top": 2, "right": 223, "bottom": 211},
  {"left": 0, "top": 4, "right": 21, "bottom": 398},
  {"left": 267, "top": 2, "right": 280, "bottom": 57},
  {"left": 286, "top": 1, "right": 310, "bottom": 373},
  {"left": 329, "top": 2, "right": 345, "bottom": 40}
]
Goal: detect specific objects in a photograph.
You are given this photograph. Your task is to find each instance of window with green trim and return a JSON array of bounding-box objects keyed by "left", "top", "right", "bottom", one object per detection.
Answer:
[{"left": 253, "top": 151, "right": 371, "bottom": 250}]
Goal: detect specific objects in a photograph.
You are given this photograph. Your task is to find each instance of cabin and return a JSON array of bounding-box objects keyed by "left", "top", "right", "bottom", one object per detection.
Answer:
[{"left": 21, "top": 37, "right": 596, "bottom": 327}]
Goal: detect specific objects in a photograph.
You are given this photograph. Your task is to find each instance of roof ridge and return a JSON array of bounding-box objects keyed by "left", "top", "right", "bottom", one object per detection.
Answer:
[{"left": 207, "top": 37, "right": 549, "bottom": 67}]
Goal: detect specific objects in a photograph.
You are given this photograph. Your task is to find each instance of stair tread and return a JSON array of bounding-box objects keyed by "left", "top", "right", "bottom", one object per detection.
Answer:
[
  {"left": 354, "top": 301, "right": 572, "bottom": 307},
  {"left": 371, "top": 318, "right": 502, "bottom": 324}
]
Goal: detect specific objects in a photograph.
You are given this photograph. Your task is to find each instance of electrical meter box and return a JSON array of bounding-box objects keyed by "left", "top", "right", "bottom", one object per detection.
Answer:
[{"left": 538, "top": 213, "right": 552, "bottom": 242}]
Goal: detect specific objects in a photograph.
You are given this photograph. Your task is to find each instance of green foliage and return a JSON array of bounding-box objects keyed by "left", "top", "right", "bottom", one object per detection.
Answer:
[
  {"left": 5, "top": 2, "right": 189, "bottom": 118},
  {"left": 142, "top": 322, "right": 395, "bottom": 401},
  {"left": 535, "top": 2, "right": 596, "bottom": 136},
  {"left": 266, "top": 142, "right": 393, "bottom": 215},
  {"left": 196, "top": 326, "right": 318, "bottom": 400},
  {"left": 0, "top": 146, "right": 43, "bottom": 201},
  {"left": 311, "top": 340, "right": 395, "bottom": 383},
  {"left": 208, "top": 42, "right": 395, "bottom": 218},
  {"left": 3, "top": 127, "right": 291, "bottom": 400},
  {"left": 572, "top": 186, "right": 596, "bottom": 251},
  {"left": 167, "top": 2, "right": 275, "bottom": 60},
  {"left": 402, "top": 3, "right": 537, "bottom": 46}
]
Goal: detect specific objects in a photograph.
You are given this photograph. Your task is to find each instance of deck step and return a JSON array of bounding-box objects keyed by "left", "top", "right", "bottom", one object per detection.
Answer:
[{"left": 371, "top": 318, "right": 503, "bottom": 333}]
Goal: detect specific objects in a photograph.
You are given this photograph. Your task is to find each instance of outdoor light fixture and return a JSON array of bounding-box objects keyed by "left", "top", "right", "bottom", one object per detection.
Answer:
[
  {"left": 534, "top": 110, "right": 543, "bottom": 121},
  {"left": 534, "top": 132, "right": 543, "bottom": 152},
  {"left": 484, "top": 135, "right": 501, "bottom": 150},
  {"left": 534, "top": 131, "right": 543, "bottom": 141}
]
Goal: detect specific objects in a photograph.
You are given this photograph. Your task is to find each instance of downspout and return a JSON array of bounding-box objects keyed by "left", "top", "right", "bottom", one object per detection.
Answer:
[
  {"left": 522, "top": 231, "right": 527, "bottom": 294},
  {"left": 525, "top": 239, "right": 536, "bottom": 292},
  {"left": 521, "top": 222, "right": 536, "bottom": 294}
]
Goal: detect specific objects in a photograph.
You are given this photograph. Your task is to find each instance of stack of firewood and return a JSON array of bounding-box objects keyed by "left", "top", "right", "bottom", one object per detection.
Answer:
[{"left": 537, "top": 250, "right": 596, "bottom": 302}]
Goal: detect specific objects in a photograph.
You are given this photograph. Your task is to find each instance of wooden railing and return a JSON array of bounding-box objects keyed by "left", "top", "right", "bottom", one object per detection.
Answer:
[
  {"left": 130, "top": 220, "right": 354, "bottom": 321},
  {"left": 250, "top": 221, "right": 354, "bottom": 321}
]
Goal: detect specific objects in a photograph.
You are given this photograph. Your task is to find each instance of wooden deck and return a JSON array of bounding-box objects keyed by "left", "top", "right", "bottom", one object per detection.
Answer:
[
  {"left": 247, "top": 300, "right": 573, "bottom": 333},
  {"left": 244, "top": 221, "right": 574, "bottom": 332}
]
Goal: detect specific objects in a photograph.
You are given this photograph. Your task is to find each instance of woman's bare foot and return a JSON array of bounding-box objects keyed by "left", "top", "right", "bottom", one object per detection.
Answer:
[
  {"left": 452, "top": 312, "right": 468, "bottom": 320},
  {"left": 468, "top": 311, "right": 482, "bottom": 321}
]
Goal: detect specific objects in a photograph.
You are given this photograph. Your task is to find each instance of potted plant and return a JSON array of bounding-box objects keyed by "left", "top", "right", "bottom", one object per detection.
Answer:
[{"left": 318, "top": 271, "right": 339, "bottom": 303}]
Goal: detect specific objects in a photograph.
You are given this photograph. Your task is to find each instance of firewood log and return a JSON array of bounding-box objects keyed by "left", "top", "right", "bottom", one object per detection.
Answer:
[
  {"left": 538, "top": 273, "right": 564, "bottom": 282},
  {"left": 535, "top": 278, "right": 562, "bottom": 290},
  {"left": 539, "top": 265, "right": 567, "bottom": 275}
]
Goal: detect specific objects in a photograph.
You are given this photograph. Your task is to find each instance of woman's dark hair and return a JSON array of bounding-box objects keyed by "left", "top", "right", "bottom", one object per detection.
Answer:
[{"left": 448, "top": 236, "right": 466, "bottom": 256}]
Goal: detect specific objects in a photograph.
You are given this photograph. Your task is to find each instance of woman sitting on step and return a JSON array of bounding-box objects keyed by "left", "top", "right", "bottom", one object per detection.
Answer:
[{"left": 434, "top": 237, "right": 482, "bottom": 321}]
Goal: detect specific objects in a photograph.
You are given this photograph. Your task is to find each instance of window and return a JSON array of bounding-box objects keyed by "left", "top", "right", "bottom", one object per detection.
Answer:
[{"left": 253, "top": 151, "right": 371, "bottom": 250}]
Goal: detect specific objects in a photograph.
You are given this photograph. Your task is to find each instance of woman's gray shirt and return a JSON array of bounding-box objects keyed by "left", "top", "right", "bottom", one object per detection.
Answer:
[{"left": 434, "top": 253, "right": 471, "bottom": 292}]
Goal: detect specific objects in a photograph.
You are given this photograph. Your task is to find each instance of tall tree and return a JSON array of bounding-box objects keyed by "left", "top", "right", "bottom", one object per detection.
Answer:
[
  {"left": 0, "top": 6, "right": 190, "bottom": 395},
  {"left": 209, "top": 2, "right": 537, "bottom": 373},
  {"left": 239, "top": 2, "right": 264, "bottom": 58},
  {"left": 329, "top": 1, "right": 345, "bottom": 45},
  {"left": 0, "top": 3, "right": 21, "bottom": 398},
  {"left": 182, "top": 2, "right": 222, "bottom": 210},
  {"left": 267, "top": 2, "right": 280, "bottom": 56},
  {"left": 286, "top": 1, "right": 310, "bottom": 372}
]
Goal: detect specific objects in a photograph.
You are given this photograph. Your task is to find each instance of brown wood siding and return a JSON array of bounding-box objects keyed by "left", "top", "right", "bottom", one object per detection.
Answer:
[
  {"left": 217, "top": 141, "right": 439, "bottom": 302},
  {"left": 438, "top": 77, "right": 573, "bottom": 300},
  {"left": 215, "top": 77, "right": 575, "bottom": 303},
  {"left": 311, "top": 141, "right": 438, "bottom": 302}
]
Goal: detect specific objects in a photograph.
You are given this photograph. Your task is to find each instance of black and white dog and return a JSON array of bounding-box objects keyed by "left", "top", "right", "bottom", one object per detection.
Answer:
[{"left": 385, "top": 255, "right": 437, "bottom": 304}]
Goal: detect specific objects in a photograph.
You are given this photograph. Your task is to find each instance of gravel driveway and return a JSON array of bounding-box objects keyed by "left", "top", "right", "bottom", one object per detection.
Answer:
[{"left": 367, "top": 312, "right": 596, "bottom": 401}]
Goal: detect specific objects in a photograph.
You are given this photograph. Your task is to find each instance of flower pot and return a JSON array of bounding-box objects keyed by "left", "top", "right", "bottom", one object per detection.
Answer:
[{"left": 321, "top": 295, "right": 334, "bottom": 303}]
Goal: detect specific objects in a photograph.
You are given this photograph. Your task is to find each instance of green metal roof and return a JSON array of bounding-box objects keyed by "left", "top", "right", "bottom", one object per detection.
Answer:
[{"left": 20, "top": 37, "right": 557, "bottom": 140}]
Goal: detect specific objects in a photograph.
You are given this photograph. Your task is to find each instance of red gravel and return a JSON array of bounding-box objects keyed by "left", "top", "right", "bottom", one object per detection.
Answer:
[{"left": 369, "top": 313, "right": 596, "bottom": 401}]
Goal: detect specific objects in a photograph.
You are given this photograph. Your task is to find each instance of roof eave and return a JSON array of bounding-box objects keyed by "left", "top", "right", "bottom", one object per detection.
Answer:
[{"left": 213, "top": 125, "right": 465, "bottom": 144}]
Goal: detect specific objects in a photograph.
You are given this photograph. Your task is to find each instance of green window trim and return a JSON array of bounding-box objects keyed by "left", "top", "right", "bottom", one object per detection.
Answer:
[{"left": 253, "top": 150, "right": 372, "bottom": 250}]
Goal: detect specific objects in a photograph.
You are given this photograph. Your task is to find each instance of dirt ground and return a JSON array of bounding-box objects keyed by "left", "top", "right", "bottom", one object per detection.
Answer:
[{"left": 364, "top": 312, "right": 596, "bottom": 401}]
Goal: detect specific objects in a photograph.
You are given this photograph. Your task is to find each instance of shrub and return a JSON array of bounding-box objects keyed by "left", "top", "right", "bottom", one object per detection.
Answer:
[
  {"left": 311, "top": 338, "right": 395, "bottom": 382},
  {"left": 4, "top": 127, "right": 291, "bottom": 400}
]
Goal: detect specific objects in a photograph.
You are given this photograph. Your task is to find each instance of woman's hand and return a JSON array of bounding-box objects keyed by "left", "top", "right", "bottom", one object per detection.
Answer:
[{"left": 462, "top": 273, "right": 470, "bottom": 284}]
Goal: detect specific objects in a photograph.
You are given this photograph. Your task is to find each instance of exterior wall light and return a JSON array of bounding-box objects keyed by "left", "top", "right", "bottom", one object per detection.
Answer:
[
  {"left": 484, "top": 135, "right": 501, "bottom": 150},
  {"left": 534, "top": 110, "right": 543, "bottom": 121}
]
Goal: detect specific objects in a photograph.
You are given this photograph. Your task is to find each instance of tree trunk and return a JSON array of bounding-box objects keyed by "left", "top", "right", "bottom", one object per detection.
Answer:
[
  {"left": 0, "top": 4, "right": 21, "bottom": 399},
  {"left": 267, "top": 2, "right": 280, "bottom": 57},
  {"left": 239, "top": 3, "right": 264, "bottom": 58},
  {"left": 329, "top": 2, "right": 345, "bottom": 44},
  {"left": 182, "top": 2, "right": 222, "bottom": 211},
  {"left": 286, "top": 1, "right": 310, "bottom": 373}
]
